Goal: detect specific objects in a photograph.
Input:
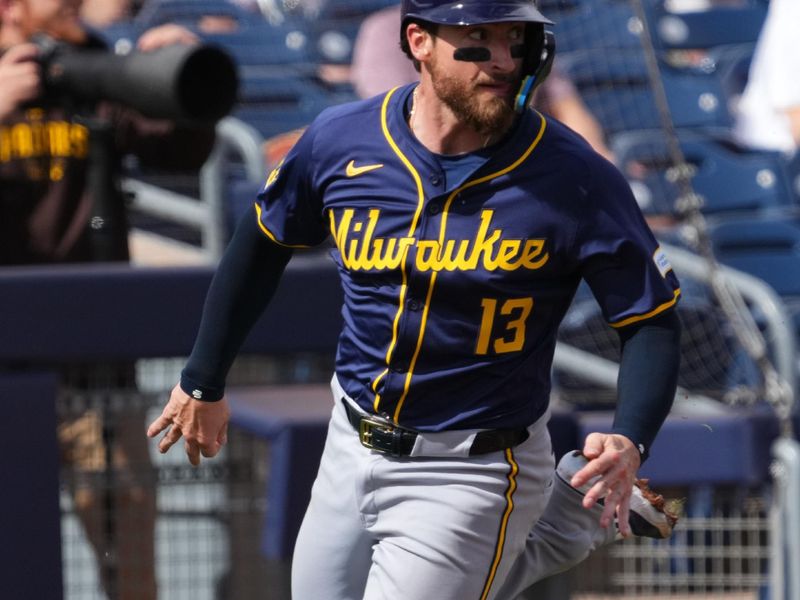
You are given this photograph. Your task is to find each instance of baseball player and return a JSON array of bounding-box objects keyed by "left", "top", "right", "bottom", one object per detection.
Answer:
[{"left": 148, "top": 1, "right": 683, "bottom": 598}]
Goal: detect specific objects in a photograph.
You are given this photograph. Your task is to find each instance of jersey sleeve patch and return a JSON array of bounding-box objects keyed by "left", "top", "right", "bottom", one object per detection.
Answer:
[{"left": 653, "top": 247, "right": 673, "bottom": 278}]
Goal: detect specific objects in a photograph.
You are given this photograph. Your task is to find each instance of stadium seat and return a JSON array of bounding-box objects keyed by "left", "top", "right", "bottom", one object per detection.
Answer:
[
  {"left": 707, "top": 43, "right": 756, "bottom": 115},
  {"left": 554, "top": 1, "right": 644, "bottom": 54},
  {"left": 203, "top": 21, "right": 314, "bottom": 71},
  {"left": 297, "top": 0, "right": 399, "bottom": 65},
  {"left": 709, "top": 215, "right": 800, "bottom": 298},
  {"left": 134, "top": 0, "right": 262, "bottom": 30},
  {"left": 304, "top": 18, "right": 361, "bottom": 65},
  {"left": 647, "top": 2, "right": 767, "bottom": 51},
  {"left": 707, "top": 214, "right": 800, "bottom": 362},
  {"left": 562, "top": 51, "right": 732, "bottom": 135},
  {"left": 93, "top": 21, "right": 140, "bottom": 53},
  {"left": 234, "top": 104, "right": 325, "bottom": 139},
  {"left": 315, "top": 0, "right": 400, "bottom": 19},
  {"left": 612, "top": 130, "right": 796, "bottom": 215}
]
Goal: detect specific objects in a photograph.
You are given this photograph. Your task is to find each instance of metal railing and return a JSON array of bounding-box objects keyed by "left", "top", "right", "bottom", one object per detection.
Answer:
[
  {"left": 123, "top": 116, "right": 267, "bottom": 261},
  {"left": 554, "top": 241, "right": 797, "bottom": 412},
  {"left": 771, "top": 437, "right": 800, "bottom": 600},
  {"left": 554, "top": 241, "right": 799, "bottom": 599}
]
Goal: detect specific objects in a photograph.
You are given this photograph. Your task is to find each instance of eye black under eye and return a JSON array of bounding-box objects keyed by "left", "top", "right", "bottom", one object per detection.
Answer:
[
  {"left": 453, "top": 47, "right": 492, "bottom": 62},
  {"left": 510, "top": 44, "right": 525, "bottom": 59}
]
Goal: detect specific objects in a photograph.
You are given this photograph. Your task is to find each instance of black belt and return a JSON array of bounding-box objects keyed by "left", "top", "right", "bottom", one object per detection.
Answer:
[{"left": 341, "top": 399, "right": 529, "bottom": 457}]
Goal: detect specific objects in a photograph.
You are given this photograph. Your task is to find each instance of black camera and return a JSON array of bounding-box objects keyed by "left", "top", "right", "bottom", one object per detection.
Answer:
[{"left": 34, "top": 35, "right": 238, "bottom": 123}]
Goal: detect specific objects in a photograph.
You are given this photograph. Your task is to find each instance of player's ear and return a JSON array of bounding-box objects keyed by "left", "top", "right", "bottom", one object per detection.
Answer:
[{"left": 406, "top": 21, "right": 432, "bottom": 63}]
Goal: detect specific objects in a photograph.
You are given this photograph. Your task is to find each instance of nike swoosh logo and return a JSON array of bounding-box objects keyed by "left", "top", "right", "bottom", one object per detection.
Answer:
[{"left": 346, "top": 160, "right": 384, "bottom": 177}]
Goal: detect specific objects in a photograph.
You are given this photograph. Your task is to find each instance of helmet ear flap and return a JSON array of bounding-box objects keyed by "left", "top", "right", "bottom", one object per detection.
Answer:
[
  {"left": 534, "top": 30, "right": 556, "bottom": 86},
  {"left": 522, "top": 25, "right": 552, "bottom": 81},
  {"left": 514, "top": 28, "right": 556, "bottom": 112}
]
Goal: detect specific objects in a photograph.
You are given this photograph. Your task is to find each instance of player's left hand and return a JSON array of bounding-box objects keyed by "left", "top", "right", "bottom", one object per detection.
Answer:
[
  {"left": 569, "top": 432, "right": 641, "bottom": 537},
  {"left": 136, "top": 24, "right": 200, "bottom": 52}
]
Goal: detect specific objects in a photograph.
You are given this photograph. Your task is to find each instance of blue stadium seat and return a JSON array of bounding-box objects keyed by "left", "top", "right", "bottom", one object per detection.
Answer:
[
  {"left": 202, "top": 22, "right": 315, "bottom": 71},
  {"left": 562, "top": 51, "right": 731, "bottom": 135},
  {"left": 555, "top": 1, "right": 644, "bottom": 53},
  {"left": 305, "top": 18, "right": 362, "bottom": 64},
  {"left": 647, "top": 2, "right": 767, "bottom": 51},
  {"left": 314, "top": 0, "right": 399, "bottom": 20},
  {"left": 93, "top": 21, "right": 140, "bottom": 52},
  {"left": 707, "top": 215, "right": 800, "bottom": 382},
  {"left": 707, "top": 43, "right": 755, "bottom": 113},
  {"left": 134, "top": 0, "right": 262, "bottom": 30},
  {"left": 233, "top": 103, "right": 325, "bottom": 139},
  {"left": 612, "top": 130, "right": 796, "bottom": 215},
  {"left": 709, "top": 215, "right": 800, "bottom": 297},
  {"left": 296, "top": 0, "right": 398, "bottom": 65}
]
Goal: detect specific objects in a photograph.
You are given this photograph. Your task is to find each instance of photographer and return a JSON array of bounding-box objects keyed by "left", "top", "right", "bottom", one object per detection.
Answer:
[
  {"left": 0, "top": 2, "right": 219, "bottom": 598},
  {"left": 0, "top": 2, "right": 216, "bottom": 264}
]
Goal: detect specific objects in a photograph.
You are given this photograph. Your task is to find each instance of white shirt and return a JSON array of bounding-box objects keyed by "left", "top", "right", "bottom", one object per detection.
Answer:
[{"left": 734, "top": 0, "right": 800, "bottom": 154}]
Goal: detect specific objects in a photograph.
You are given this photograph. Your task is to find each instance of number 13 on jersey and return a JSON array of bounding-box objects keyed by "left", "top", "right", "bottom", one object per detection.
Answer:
[{"left": 475, "top": 297, "right": 534, "bottom": 355}]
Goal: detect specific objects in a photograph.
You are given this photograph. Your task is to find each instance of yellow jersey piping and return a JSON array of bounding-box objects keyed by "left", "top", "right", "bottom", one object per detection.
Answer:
[
  {"left": 609, "top": 288, "right": 682, "bottom": 329},
  {"left": 373, "top": 86, "right": 427, "bottom": 416}
]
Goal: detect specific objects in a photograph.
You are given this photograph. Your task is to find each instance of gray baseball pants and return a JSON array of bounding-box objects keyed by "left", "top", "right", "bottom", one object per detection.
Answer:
[{"left": 291, "top": 378, "right": 615, "bottom": 600}]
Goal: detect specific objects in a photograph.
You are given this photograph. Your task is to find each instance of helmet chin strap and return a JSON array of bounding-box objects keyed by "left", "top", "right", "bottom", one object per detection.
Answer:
[{"left": 514, "top": 76, "right": 536, "bottom": 113}]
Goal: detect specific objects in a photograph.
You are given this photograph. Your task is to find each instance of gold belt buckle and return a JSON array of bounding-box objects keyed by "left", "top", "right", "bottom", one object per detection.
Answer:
[
  {"left": 359, "top": 417, "right": 387, "bottom": 449},
  {"left": 358, "top": 416, "right": 403, "bottom": 454}
]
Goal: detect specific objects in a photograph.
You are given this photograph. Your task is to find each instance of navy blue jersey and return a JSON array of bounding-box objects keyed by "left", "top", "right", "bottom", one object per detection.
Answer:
[{"left": 256, "top": 83, "right": 681, "bottom": 432}]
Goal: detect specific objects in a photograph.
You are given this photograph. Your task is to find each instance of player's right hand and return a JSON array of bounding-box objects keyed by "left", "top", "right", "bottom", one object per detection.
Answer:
[
  {"left": 147, "top": 383, "right": 230, "bottom": 466},
  {"left": 0, "top": 44, "right": 42, "bottom": 120}
]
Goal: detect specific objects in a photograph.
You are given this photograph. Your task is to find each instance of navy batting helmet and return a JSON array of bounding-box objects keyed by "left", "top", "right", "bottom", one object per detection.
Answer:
[
  {"left": 400, "top": 0, "right": 553, "bottom": 28},
  {"left": 399, "top": 0, "right": 555, "bottom": 112}
]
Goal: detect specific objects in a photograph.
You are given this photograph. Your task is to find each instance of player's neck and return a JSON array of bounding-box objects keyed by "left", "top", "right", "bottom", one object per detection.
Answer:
[{"left": 409, "top": 85, "right": 509, "bottom": 155}]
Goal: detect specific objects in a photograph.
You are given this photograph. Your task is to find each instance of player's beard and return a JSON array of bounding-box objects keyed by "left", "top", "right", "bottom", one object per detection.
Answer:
[{"left": 429, "top": 56, "right": 519, "bottom": 137}]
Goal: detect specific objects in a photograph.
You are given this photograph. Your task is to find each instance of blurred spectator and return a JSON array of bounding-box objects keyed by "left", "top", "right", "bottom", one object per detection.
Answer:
[
  {"left": 733, "top": 0, "right": 800, "bottom": 156},
  {"left": 0, "top": 1, "right": 216, "bottom": 598},
  {"left": 350, "top": 3, "right": 615, "bottom": 161},
  {"left": 80, "top": 0, "right": 138, "bottom": 28},
  {"left": 349, "top": 2, "right": 417, "bottom": 98}
]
